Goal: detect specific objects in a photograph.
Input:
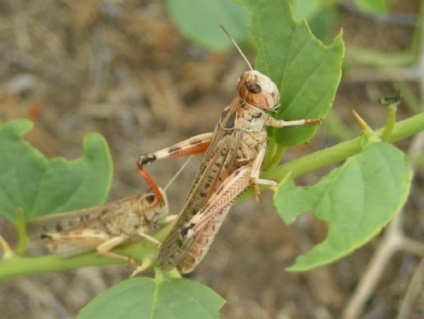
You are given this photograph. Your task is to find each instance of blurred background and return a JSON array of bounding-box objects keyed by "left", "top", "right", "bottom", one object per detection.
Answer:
[{"left": 0, "top": 0, "right": 423, "bottom": 318}]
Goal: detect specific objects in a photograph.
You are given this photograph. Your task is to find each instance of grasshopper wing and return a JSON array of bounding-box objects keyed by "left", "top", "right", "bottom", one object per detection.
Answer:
[{"left": 156, "top": 166, "right": 252, "bottom": 273}]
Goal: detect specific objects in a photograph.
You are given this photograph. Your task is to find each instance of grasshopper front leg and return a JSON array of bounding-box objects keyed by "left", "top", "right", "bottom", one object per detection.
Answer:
[
  {"left": 95, "top": 234, "right": 133, "bottom": 261},
  {"left": 138, "top": 133, "right": 213, "bottom": 166},
  {"left": 266, "top": 117, "right": 321, "bottom": 128},
  {"left": 249, "top": 147, "right": 277, "bottom": 200}
]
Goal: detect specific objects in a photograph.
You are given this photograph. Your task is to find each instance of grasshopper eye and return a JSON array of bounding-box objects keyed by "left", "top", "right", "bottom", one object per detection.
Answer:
[
  {"left": 246, "top": 81, "right": 262, "bottom": 94},
  {"left": 145, "top": 194, "right": 156, "bottom": 203}
]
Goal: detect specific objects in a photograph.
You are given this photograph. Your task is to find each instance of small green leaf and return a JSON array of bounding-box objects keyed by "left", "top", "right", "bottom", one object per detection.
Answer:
[
  {"left": 355, "top": 0, "right": 389, "bottom": 14},
  {"left": 241, "top": 0, "right": 344, "bottom": 147},
  {"left": 274, "top": 142, "right": 412, "bottom": 271},
  {"left": 0, "top": 119, "right": 112, "bottom": 222},
  {"left": 78, "top": 278, "right": 225, "bottom": 319},
  {"left": 165, "top": 0, "right": 249, "bottom": 51}
]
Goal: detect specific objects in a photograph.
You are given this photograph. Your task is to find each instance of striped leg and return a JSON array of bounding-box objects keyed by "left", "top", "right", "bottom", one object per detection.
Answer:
[{"left": 138, "top": 133, "right": 213, "bottom": 166}]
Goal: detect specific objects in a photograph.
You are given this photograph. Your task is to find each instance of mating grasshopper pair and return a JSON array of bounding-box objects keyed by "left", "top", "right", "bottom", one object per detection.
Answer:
[
  {"left": 138, "top": 36, "right": 320, "bottom": 273},
  {"left": 28, "top": 33, "right": 320, "bottom": 275}
]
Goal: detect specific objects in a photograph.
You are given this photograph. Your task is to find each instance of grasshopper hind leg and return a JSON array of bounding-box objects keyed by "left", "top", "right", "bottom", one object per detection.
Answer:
[{"left": 138, "top": 133, "right": 213, "bottom": 166}]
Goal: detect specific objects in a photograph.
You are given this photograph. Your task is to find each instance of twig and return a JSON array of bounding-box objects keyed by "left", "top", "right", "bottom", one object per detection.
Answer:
[
  {"left": 8, "top": 0, "right": 31, "bottom": 50},
  {"left": 342, "top": 212, "right": 405, "bottom": 319},
  {"left": 396, "top": 257, "right": 424, "bottom": 319}
]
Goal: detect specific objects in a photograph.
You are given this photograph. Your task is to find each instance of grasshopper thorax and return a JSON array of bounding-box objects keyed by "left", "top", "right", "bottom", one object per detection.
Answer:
[{"left": 237, "top": 70, "right": 280, "bottom": 111}]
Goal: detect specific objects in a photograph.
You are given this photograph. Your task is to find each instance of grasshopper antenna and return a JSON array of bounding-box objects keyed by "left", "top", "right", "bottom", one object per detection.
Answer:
[
  {"left": 164, "top": 155, "right": 193, "bottom": 191},
  {"left": 220, "top": 25, "right": 253, "bottom": 71}
]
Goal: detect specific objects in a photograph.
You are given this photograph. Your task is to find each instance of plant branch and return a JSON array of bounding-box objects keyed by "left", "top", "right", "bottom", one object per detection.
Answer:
[
  {"left": 263, "top": 112, "right": 424, "bottom": 181},
  {"left": 397, "top": 258, "right": 424, "bottom": 319},
  {"left": 342, "top": 211, "right": 405, "bottom": 319},
  {"left": 0, "top": 227, "right": 170, "bottom": 281}
]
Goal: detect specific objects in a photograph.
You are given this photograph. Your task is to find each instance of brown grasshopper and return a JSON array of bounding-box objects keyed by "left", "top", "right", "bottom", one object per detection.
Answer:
[
  {"left": 138, "top": 32, "right": 321, "bottom": 274},
  {"left": 26, "top": 168, "right": 172, "bottom": 265}
]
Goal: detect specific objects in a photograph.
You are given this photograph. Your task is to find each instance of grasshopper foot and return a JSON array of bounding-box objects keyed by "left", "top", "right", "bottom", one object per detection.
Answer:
[{"left": 130, "top": 258, "right": 152, "bottom": 277}]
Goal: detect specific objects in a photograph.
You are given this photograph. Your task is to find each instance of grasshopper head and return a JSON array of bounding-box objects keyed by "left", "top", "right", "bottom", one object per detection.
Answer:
[
  {"left": 237, "top": 70, "right": 280, "bottom": 111},
  {"left": 140, "top": 188, "right": 169, "bottom": 226}
]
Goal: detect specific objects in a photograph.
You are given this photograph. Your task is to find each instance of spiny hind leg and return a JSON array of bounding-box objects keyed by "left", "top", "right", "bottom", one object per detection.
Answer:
[{"left": 138, "top": 133, "right": 213, "bottom": 166}]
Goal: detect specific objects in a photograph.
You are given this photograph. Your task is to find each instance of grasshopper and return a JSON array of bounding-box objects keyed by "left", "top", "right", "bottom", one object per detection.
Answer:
[
  {"left": 138, "top": 31, "right": 321, "bottom": 274},
  {"left": 26, "top": 167, "right": 172, "bottom": 265}
]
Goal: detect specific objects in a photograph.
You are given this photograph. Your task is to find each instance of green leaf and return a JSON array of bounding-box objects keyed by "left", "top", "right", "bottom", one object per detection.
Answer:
[
  {"left": 291, "top": 0, "right": 323, "bottom": 22},
  {"left": 165, "top": 0, "right": 249, "bottom": 52},
  {"left": 78, "top": 278, "right": 225, "bottom": 319},
  {"left": 273, "top": 142, "right": 412, "bottom": 271},
  {"left": 355, "top": 0, "right": 389, "bottom": 14},
  {"left": 240, "top": 0, "right": 344, "bottom": 147},
  {"left": 0, "top": 119, "right": 112, "bottom": 222}
]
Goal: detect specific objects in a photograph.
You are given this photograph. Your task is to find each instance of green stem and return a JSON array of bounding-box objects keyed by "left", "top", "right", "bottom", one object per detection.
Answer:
[
  {"left": 15, "top": 209, "right": 28, "bottom": 256},
  {"left": 380, "top": 105, "right": 397, "bottom": 141},
  {"left": 265, "top": 145, "right": 286, "bottom": 170},
  {"left": 263, "top": 137, "right": 277, "bottom": 168},
  {"left": 347, "top": 47, "right": 414, "bottom": 67},
  {"left": 0, "top": 226, "right": 170, "bottom": 281},
  {"left": 263, "top": 112, "right": 424, "bottom": 181},
  {"left": 0, "top": 251, "right": 124, "bottom": 280}
]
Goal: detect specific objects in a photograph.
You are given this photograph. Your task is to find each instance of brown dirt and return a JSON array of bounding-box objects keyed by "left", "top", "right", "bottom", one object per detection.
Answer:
[{"left": 0, "top": 1, "right": 423, "bottom": 318}]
